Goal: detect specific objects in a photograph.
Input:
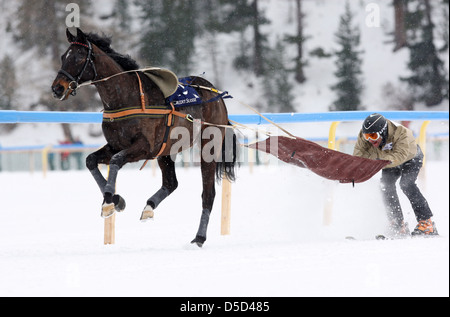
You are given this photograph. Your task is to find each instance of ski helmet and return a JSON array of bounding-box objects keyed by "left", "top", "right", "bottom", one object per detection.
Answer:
[{"left": 362, "top": 113, "right": 388, "bottom": 141}]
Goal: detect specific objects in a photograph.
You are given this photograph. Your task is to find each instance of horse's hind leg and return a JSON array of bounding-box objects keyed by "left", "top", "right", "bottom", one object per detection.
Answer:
[
  {"left": 191, "top": 160, "right": 217, "bottom": 247},
  {"left": 140, "top": 155, "right": 178, "bottom": 221}
]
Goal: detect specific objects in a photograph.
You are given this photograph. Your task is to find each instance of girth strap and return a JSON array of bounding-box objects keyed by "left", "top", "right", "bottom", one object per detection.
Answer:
[
  {"left": 102, "top": 72, "right": 190, "bottom": 122},
  {"left": 102, "top": 106, "right": 189, "bottom": 121},
  {"left": 138, "top": 101, "right": 175, "bottom": 170}
]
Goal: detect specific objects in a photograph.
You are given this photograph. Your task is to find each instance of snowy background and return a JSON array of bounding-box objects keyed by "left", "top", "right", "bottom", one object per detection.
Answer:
[{"left": 0, "top": 0, "right": 449, "bottom": 297}]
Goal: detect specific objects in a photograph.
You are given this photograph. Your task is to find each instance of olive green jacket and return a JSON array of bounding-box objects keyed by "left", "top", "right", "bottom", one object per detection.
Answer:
[{"left": 353, "top": 120, "right": 417, "bottom": 169}]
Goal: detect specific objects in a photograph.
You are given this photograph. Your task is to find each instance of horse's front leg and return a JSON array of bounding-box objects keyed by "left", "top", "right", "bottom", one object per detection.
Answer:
[
  {"left": 86, "top": 144, "right": 114, "bottom": 195},
  {"left": 101, "top": 139, "right": 149, "bottom": 218},
  {"left": 140, "top": 155, "right": 178, "bottom": 221},
  {"left": 86, "top": 144, "right": 126, "bottom": 218}
]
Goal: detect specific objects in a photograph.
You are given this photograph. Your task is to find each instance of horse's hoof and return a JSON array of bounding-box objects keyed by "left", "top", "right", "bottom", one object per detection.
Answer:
[
  {"left": 140, "top": 205, "right": 154, "bottom": 222},
  {"left": 190, "top": 236, "right": 206, "bottom": 248},
  {"left": 113, "top": 195, "right": 126, "bottom": 213},
  {"left": 101, "top": 202, "right": 116, "bottom": 218}
]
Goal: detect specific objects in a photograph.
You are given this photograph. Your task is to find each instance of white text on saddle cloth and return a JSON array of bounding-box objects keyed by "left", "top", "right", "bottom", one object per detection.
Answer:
[{"left": 166, "top": 84, "right": 202, "bottom": 107}]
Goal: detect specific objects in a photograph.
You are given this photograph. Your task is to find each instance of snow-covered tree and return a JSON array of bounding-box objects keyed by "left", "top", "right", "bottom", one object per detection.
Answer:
[
  {"left": 136, "top": 0, "right": 198, "bottom": 76},
  {"left": 208, "top": 0, "right": 270, "bottom": 77},
  {"left": 330, "top": 1, "right": 364, "bottom": 111},
  {"left": 0, "top": 55, "right": 16, "bottom": 110},
  {"left": 262, "top": 39, "right": 295, "bottom": 112},
  {"left": 401, "top": 0, "right": 448, "bottom": 107},
  {"left": 284, "top": 0, "right": 307, "bottom": 83}
]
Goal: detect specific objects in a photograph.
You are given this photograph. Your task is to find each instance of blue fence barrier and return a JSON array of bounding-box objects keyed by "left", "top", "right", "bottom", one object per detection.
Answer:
[
  {"left": 233, "top": 110, "right": 449, "bottom": 124},
  {"left": 0, "top": 144, "right": 102, "bottom": 152},
  {"left": 0, "top": 110, "right": 103, "bottom": 124},
  {"left": 1, "top": 110, "right": 448, "bottom": 124}
]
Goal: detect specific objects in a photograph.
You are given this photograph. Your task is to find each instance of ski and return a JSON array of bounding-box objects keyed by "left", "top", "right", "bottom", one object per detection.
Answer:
[
  {"left": 345, "top": 235, "right": 399, "bottom": 241},
  {"left": 375, "top": 234, "right": 393, "bottom": 240}
]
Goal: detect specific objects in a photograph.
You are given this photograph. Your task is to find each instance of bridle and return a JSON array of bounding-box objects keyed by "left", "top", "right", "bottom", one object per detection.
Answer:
[{"left": 57, "top": 41, "right": 97, "bottom": 100}]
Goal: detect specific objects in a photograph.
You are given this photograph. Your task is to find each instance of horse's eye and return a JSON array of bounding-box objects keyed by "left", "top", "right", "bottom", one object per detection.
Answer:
[{"left": 74, "top": 55, "right": 83, "bottom": 63}]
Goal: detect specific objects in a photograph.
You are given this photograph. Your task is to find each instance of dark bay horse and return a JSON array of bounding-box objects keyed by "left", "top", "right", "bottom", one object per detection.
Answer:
[{"left": 51, "top": 28, "right": 237, "bottom": 247}]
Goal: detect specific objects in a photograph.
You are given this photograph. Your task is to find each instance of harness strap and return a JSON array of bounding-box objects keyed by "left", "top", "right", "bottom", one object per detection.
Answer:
[
  {"left": 139, "top": 102, "right": 175, "bottom": 170},
  {"left": 136, "top": 72, "right": 146, "bottom": 111},
  {"left": 101, "top": 73, "right": 187, "bottom": 167},
  {"left": 101, "top": 73, "right": 232, "bottom": 168},
  {"left": 103, "top": 107, "right": 188, "bottom": 121},
  {"left": 102, "top": 72, "right": 189, "bottom": 121}
]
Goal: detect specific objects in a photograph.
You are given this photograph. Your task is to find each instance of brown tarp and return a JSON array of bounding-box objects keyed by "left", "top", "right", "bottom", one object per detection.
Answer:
[{"left": 247, "top": 136, "right": 391, "bottom": 184}]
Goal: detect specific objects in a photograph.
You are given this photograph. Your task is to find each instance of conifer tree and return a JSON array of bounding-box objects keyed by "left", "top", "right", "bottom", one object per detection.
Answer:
[
  {"left": 207, "top": 0, "right": 270, "bottom": 76},
  {"left": 401, "top": 0, "right": 448, "bottom": 106},
  {"left": 136, "top": 0, "right": 198, "bottom": 76},
  {"left": 113, "top": 0, "right": 131, "bottom": 33},
  {"left": 14, "top": 0, "right": 92, "bottom": 65},
  {"left": 262, "top": 39, "right": 295, "bottom": 112},
  {"left": 393, "top": 0, "right": 408, "bottom": 51},
  {"left": 13, "top": 0, "right": 95, "bottom": 141},
  {"left": 330, "top": 2, "right": 364, "bottom": 111},
  {"left": 284, "top": 0, "right": 307, "bottom": 83},
  {"left": 0, "top": 55, "right": 16, "bottom": 110}
]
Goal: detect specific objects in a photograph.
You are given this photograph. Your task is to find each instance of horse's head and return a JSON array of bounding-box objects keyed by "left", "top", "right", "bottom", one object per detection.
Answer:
[{"left": 51, "top": 28, "right": 97, "bottom": 100}]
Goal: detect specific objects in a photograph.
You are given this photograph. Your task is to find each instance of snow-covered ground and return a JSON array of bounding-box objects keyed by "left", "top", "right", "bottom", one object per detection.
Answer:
[
  {"left": 0, "top": 0, "right": 448, "bottom": 298},
  {"left": 0, "top": 160, "right": 448, "bottom": 297}
]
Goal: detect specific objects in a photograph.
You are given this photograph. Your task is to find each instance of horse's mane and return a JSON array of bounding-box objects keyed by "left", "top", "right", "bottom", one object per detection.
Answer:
[{"left": 86, "top": 33, "right": 139, "bottom": 71}]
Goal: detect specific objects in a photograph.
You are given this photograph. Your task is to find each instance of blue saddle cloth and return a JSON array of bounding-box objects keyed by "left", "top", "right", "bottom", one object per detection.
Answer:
[{"left": 166, "top": 77, "right": 202, "bottom": 108}]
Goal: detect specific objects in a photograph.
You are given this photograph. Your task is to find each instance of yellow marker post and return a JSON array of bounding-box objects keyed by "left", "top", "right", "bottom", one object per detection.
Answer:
[
  {"left": 418, "top": 120, "right": 431, "bottom": 187},
  {"left": 41, "top": 145, "right": 52, "bottom": 178},
  {"left": 324, "top": 122, "right": 340, "bottom": 225},
  {"left": 418, "top": 120, "right": 431, "bottom": 165}
]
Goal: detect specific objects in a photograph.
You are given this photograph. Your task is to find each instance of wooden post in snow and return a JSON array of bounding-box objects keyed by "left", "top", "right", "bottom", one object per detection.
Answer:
[
  {"left": 104, "top": 213, "right": 115, "bottom": 245},
  {"left": 221, "top": 176, "right": 232, "bottom": 235},
  {"left": 104, "top": 165, "right": 115, "bottom": 245}
]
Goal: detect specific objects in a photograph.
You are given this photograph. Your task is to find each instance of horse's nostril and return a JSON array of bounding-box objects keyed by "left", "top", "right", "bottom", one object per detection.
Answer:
[{"left": 52, "top": 84, "right": 64, "bottom": 95}]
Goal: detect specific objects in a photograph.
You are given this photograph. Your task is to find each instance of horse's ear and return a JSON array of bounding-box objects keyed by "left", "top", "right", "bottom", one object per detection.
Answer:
[
  {"left": 66, "top": 28, "right": 76, "bottom": 43},
  {"left": 76, "top": 28, "right": 87, "bottom": 43}
]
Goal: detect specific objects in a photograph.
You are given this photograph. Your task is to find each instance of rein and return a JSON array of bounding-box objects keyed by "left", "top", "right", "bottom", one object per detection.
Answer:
[{"left": 60, "top": 41, "right": 294, "bottom": 143}]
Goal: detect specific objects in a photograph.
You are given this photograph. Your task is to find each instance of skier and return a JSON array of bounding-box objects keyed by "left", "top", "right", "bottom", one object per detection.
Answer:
[{"left": 353, "top": 113, "right": 438, "bottom": 238}]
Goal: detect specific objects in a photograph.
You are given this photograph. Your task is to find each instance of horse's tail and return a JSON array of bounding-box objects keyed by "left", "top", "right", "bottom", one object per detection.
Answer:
[{"left": 216, "top": 124, "right": 238, "bottom": 183}]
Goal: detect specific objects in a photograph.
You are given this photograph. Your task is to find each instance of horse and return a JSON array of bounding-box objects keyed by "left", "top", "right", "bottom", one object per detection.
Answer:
[{"left": 51, "top": 28, "right": 237, "bottom": 247}]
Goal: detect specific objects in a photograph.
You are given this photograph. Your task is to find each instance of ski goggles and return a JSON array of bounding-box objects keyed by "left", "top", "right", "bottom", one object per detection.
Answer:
[{"left": 363, "top": 132, "right": 380, "bottom": 141}]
